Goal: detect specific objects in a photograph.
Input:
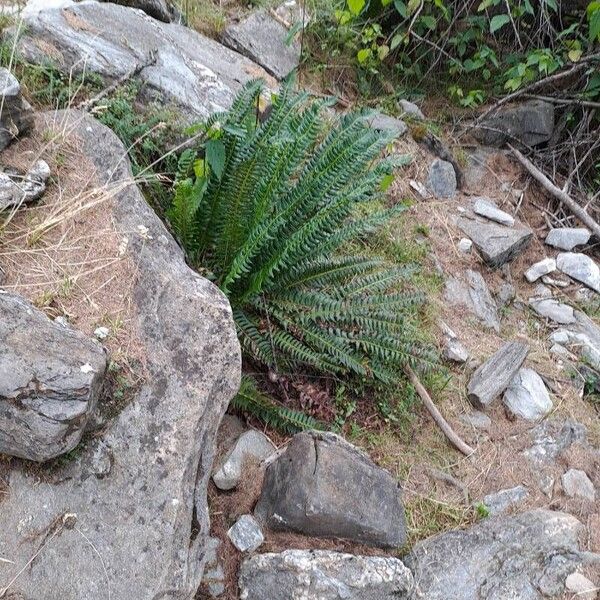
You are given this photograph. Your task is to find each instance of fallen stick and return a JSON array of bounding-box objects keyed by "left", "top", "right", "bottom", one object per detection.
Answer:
[
  {"left": 509, "top": 144, "right": 600, "bottom": 239},
  {"left": 404, "top": 365, "right": 474, "bottom": 456}
]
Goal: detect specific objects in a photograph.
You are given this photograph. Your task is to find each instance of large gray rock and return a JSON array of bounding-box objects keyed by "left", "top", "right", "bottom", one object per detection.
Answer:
[
  {"left": 0, "top": 68, "right": 34, "bottom": 151},
  {"left": 366, "top": 112, "right": 408, "bottom": 137},
  {"left": 0, "top": 111, "right": 241, "bottom": 599},
  {"left": 11, "top": 1, "right": 272, "bottom": 122},
  {"left": 467, "top": 341, "right": 529, "bottom": 409},
  {"left": 98, "top": 0, "right": 176, "bottom": 22},
  {"left": 255, "top": 431, "right": 406, "bottom": 549},
  {"left": 239, "top": 550, "right": 414, "bottom": 600},
  {"left": 0, "top": 292, "right": 107, "bottom": 461},
  {"left": 556, "top": 252, "right": 600, "bottom": 293},
  {"left": 407, "top": 509, "right": 588, "bottom": 600},
  {"left": 427, "top": 158, "right": 456, "bottom": 198},
  {"left": 474, "top": 100, "right": 554, "bottom": 147},
  {"left": 503, "top": 367, "right": 552, "bottom": 421},
  {"left": 529, "top": 296, "right": 576, "bottom": 324},
  {"left": 545, "top": 227, "right": 591, "bottom": 251},
  {"left": 456, "top": 214, "right": 533, "bottom": 267},
  {"left": 222, "top": 10, "right": 300, "bottom": 80}
]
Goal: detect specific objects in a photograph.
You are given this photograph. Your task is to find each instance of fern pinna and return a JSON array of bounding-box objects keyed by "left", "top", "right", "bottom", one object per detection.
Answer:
[{"left": 168, "top": 78, "right": 435, "bottom": 389}]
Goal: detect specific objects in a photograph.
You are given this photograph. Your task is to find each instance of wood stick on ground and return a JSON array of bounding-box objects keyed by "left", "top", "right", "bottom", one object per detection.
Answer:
[
  {"left": 509, "top": 144, "right": 600, "bottom": 239},
  {"left": 404, "top": 365, "right": 474, "bottom": 456}
]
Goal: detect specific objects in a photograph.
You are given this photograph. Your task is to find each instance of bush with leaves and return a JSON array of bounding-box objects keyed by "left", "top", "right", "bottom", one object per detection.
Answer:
[{"left": 168, "top": 79, "right": 435, "bottom": 427}]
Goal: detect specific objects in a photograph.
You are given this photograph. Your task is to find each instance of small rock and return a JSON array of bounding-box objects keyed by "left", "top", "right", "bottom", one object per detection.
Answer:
[
  {"left": 467, "top": 341, "right": 529, "bottom": 409},
  {"left": 213, "top": 429, "right": 276, "bottom": 491},
  {"left": 565, "top": 572, "right": 597, "bottom": 600},
  {"left": 541, "top": 275, "right": 569, "bottom": 288},
  {"left": 503, "top": 368, "right": 553, "bottom": 421},
  {"left": 239, "top": 550, "right": 414, "bottom": 600},
  {"left": 497, "top": 282, "right": 516, "bottom": 307},
  {"left": 398, "top": 99, "right": 424, "bottom": 120},
  {"left": 561, "top": 469, "right": 595, "bottom": 501},
  {"left": 455, "top": 215, "right": 532, "bottom": 268},
  {"left": 459, "top": 411, "right": 491, "bottom": 430},
  {"left": 227, "top": 515, "right": 264, "bottom": 553},
  {"left": 482, "top": 485, "right": 528, "bottom": 515},
  {"left": 525, "top": 258, "right": 556, "bottom": 283},
  {"left": 458, "top": 238, "right": 472, "bottom": 253},
  {"left": 550, "top": 343, "right": 575, "bottom": 359},
  {"left": 550, "top": 330, "right": 570, "bottom": 344},
  {"left": 556, "top": 252, "right": 600, "bottom": 294},
  {"left": 427, "top": 158, "right": 456, "bottom": 198},
  {"left": 472, "top": 197, "right": 514, "bottom": 226},
  {"left": 529, "top": 298, "right": 576, "bottom": 324},
  {"left": 443, "top": 336, "right": 469, "bottom": 363},
  {"left": 545, "top": 227, "right": 591, "bottom": 251},
  {"left": 94, "top": 326, "right": 110, "bottom": 340},
  {"left": 366, "top": 112, "right": 407, "bottom": 137}
]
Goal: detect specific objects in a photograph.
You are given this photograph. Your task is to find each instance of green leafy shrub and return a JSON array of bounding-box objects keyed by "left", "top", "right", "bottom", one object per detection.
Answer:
[{"left": 168, "top": 79, "right": 435, "bottom": 391}]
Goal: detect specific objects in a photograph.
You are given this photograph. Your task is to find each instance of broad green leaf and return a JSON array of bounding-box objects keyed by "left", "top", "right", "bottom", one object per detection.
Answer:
[
  {"left": 380, "top": 174, "right": 394, "bottom": 191},
  {"left": 377, "top": 44, "right": 390, "bottom": 60},
  {"left": 390, "top": 33, "right": 405, "bottom": 49},
  {"left": 394, "top": 0, "right": 407, "bottom": 18},
  {"left": 357, "top": 48, "right": 371, "bottom": 63},
  {"left": 347, "top": 0, "right": 365, "bottom": 16},
  {"left": 568, "top": 48, "right": 583, "bottom": 62},
  {"left": 523, "top": 0, "right": 534, "bottom": 14},
  {"left": 545, "top": 0, "right": 558, "bottom": 12},
  {"left": 407, "top": 0, "right": 420, "bottom": 15},
  {"left": 420, "top": 15, "right": 437, "bottom": 29},
  {"left": 205, "top": 139, "right": 226, "bottom": 180},
  {"left": 193, "top": 158, "right": 205, "bottom": 179},
  {"left": 490, "top": 14, "right": 510, "bottom": 33},
  {"left": 589, "top": 4, "right": 600, "bottom": 41}
]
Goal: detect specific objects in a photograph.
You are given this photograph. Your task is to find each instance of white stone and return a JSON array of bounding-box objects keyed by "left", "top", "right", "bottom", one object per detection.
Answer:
[
  {"left": 541, "top": 275, "right": 569, "bottom": 288},
  {"left": 550, "top": 330, "right": 570, "bottom": 344},
  {"left": 458, "top": 238, "right": 472, "bottom": 253},
  {"left": 472, "top": 197, "right": 514, "bottom": 227},
  {"left": 503, "top": 368, "right": 553, "bottom": 421},
  {"left": 565, "top": 572, "right": 597, "bottom": 600},
  {"left": 556, "top": 252, "right": 600, "bottom": 294},
  {"left": 545, "top": 228, "right": 591, "bottom": 251},
  {"left": 525, "top": 258, "right": 556, "bottom": 283},
  {"left": 561, "top": 469, "right": 595, "bottom": 501},
  {"left": 94, "top": 326, "right": 109, "bottom": 340},
  {"left": 398, "top": 99, "right": 424, "bottom": 120},
  {"left": 227, "top": 515, "right": 264, "bottom": 553},
  {"left": 213, "top": 429, "right": 276, "bottom": 491},
  {"left": 529, "top": 298, "right": 576, "bottom": 325}
]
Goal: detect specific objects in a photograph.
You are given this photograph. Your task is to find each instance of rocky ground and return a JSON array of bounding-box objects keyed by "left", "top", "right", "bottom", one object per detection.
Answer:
[{"left": 0, "top": 1, "right": 598, "bottom": 599}]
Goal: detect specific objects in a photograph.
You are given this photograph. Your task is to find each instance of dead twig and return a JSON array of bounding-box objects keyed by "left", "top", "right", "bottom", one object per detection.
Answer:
[
  {"left": 509, "top": 144, "right": 600, "bottom": 239},
  {"left": 404, "top": 365, "right": 474, "bottom": 456}
]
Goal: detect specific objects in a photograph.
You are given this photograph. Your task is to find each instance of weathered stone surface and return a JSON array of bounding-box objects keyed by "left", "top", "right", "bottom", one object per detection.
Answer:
[
  {"left": 562, "top": 468, "right": 595, "bottom": 501},
  {"left": 239, "top": 550, "right": 414, "bottom": 600},
  {"left": 529, "top": 297, "right": 576, "bottom": 324},
  {"left": 474, "top": 100, "right": 554, "bottom": 147},
  {"left": 444, "top": 270, "right": 500, "bottom": 332},
  {"left": 0, "top": 68, "right": 34, "bottom": 151},
  {"left": 98, "top": 0, "right": 176, "bottom": 22},
  {"left": 545, "top": 227, "right": 591, "bottom": 251},
  {"left": 482, "top": 485, "right": 528, "bottom": 515},
  {"left": 366, "top": 112, "right": 408, "bottom": 137},
  {"left": 407, "top": 509, "right": 586, "bottom": 600},
  {"left": 201, "top": 537, "right": 226, "bottom": 597},
  {"left": 541, "top": 274, "right": 569, "bottom": 288},
  {"left": 565, "top": 572, "right": 597, "bottom": 600},
  {"left": 458, "top": 237, "right": 472, "bottom": 253},
  {"left": 398, "top": 99, "right": 424, "bottom": 120},
  {"left": 0, "top": 112, "right": 241, "bottom": 599},
  {"left": 213, "top": 429, "right": 276, "bottom": 490},
  {"left": 12, "top": 1, "right": 272, "bottom": 122},
  {"left": 467, "top": 341, "right": 529, "bottom": 409},
  {"left": 227, "top": 515, "right": 264, "bottom": 553},
  {"left": 0, "top": 159, "right": 51, "bottom": 211},
  {"left": 456, "top": 215, "right": 533, "bottom": 267},
  {"left": 525, "top": 257, "right": 556, "bottom": 282},
  {"left": 524, "top": 419, "right": 587, "bottom": 465},
  {"left": 222, "top": 10, "right": 300, "bottom": 80},
  {"left": 459, "top": 410, "right": 491, "bottom": 430},
  {"left": 0, "top": 292, "right": 107, "bottom": 461},
  {"left": 255, "top": 431, "right": 406, "bottom": 548},
  {"left": 427, "top": 158, "right": 456, "bottom": 198},
  {"left": 556, "top": 252, "right": 600, "bottom": 293},
  {"left": 503, "top": 367, "right": 552, "bottom": 420},
  {"left": 472, "top": 197, "right": 514, "bottom": 226}
]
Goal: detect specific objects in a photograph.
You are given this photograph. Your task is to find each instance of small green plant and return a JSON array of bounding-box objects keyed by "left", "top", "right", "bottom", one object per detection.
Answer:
[
  {"left": 168, "top": 78, "right": 436, "bottom": 426},
  {"left": 475, "top": 501, "right": 490, "bottom": 519}
]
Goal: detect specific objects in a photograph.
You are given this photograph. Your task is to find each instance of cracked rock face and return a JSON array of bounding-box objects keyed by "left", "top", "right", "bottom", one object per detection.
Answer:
[
  {"left": 239, "top": 550, "right": 414, "bottom": 600},
  {"left": 0, "top": 111, "right": 241, "bottom": 599},
  {"left": 0, "top": 291, "right": 107, "bottom": 461},
  {"left": 254, "top": 431, "right": 406, "bottom": 548}
]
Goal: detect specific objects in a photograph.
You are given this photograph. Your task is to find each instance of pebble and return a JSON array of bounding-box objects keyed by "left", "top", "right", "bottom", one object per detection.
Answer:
[
  {"left": 561, "top": 469, "right": 595, "bottom": 501},
  {"left": 227, "top": 515, "right": 264, "bottom": 553},
  {"left": 458, "top": 238, "right": 472, "bottom": 253}
]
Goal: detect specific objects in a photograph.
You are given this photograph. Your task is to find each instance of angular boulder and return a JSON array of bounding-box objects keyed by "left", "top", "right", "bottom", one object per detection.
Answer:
[
  {"left": 255, "top": 431, "right": 406, "bottom": 548},
  {"left": 0, "top": 67, "right": 34, "bottom": 151},
  {"left": 0, "top": 111, "right": 241, "bottom": 599},
  {"left": 0, "top": 292, "right": 107, "bottom": 461},
  {"left": 239, "top": 550, "right": 414, "bottom": 600},
  {"left": 556, "top": 252, "right": 600, "bottom": 294},
  {"left": 222, "top": 10, "right": 300, "bottom": 80},
  {"left": 474, "top": 100, "right": 554, "bottom": 147},
  {"left": 503, "top": 367, "right": 553, "bottom": 421},
  {"left": 407, "top": 509, "right": 586, "bottom": 600},
  {"left": 11, "top": 0, "right": 272, "bottom": 122}
]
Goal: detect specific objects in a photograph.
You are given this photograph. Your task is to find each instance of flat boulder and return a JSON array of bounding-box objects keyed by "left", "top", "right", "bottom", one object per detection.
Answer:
[
  {"left": 222, "top": 10, "right": 300, "bottom": 80},
  {"left": 255, "top": 431, "right": 406, "bottom": 548},
  {"left": 239, "top": 550, "right": 414, "bottom": 600},
  {"left": 407, "top": 509, "right": 586, "bottom": 600},
  {"left": 0, "top": 111, "right": 241, "bottom": 599},
  {"left": 11, "top": 0, "right": 273, "bottom": 122},
  {"left": 0, "top": 292, "right": 107, "bottom": 461}
]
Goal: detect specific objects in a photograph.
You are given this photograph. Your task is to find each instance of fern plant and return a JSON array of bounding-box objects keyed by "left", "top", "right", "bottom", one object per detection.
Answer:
[{"left": 168, "top": 78, "right": 435, "bottom": 409}]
